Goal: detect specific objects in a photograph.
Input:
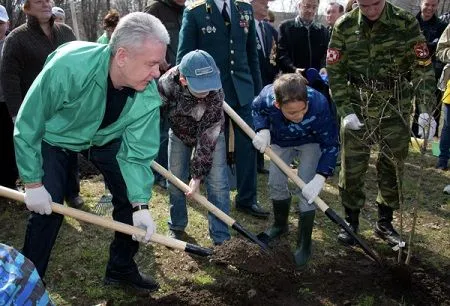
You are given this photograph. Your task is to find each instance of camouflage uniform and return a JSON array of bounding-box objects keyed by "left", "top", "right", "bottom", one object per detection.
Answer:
[{"left": 327, "top": 3, "right": 435, "bottom": 211}]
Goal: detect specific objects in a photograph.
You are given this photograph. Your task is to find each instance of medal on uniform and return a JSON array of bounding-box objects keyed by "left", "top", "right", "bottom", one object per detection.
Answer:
[
  {"left": 257, "top": 43, "right": 261, "bottom": 50},
  {"left": 212, "top": 26, "right": 216, "bottom": 33},
  {"left": 206, "top": 25, "right": 212, "bottom": 33}
]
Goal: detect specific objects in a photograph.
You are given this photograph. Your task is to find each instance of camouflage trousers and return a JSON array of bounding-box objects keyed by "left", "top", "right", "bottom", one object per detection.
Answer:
[{"left": 339, "top": 115, "right": 410, "bottom": 211}]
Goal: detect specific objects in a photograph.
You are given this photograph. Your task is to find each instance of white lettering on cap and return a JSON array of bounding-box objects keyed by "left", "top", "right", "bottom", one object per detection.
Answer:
[{"left": 195, "top": 66, "right": 213, "bottom": 76}]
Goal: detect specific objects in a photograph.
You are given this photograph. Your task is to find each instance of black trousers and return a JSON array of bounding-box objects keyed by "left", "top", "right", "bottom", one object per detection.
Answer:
[
  {"left": 22, "top": 140, "right": 139, "bottom": 279},
  {"left": 0, "top": 103, "right": 18, "bottom": 188}
]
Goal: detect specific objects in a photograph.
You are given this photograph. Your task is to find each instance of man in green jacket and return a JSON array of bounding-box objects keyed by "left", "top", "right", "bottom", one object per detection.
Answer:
[
  {"left": 14, "top": 12, "right": 169, "bottom": 291},
  {"left": 327, "top": 0, "right": 435, "bottom": 248}
]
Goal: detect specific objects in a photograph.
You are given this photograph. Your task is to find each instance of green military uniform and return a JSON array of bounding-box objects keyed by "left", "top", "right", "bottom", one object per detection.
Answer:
[{"left": 327, "top": 2, "right": 435, "bottom": 211}]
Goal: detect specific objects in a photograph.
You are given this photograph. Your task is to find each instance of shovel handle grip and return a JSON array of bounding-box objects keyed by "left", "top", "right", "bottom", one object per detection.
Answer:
[{"left": 0, "top": 186, "right": 188, "bottom": 251}]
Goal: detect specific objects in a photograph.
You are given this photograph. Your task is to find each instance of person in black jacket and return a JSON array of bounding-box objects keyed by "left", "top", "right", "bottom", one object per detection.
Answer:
[
  {"left": 277, "top": 0, "right": 328, "bottom": 74},
  {"left": 412, "top": 0, "right": 448, "bottom": 139}
]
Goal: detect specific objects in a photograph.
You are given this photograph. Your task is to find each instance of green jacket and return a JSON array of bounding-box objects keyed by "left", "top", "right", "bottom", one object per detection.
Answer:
[
  {"left": 96, "top": 32, "right": 109, "bottom": 44},
  {"left": 327, "top": 2, "right": 435, "bottom": 118},
  {"left": 14, "top": 41, "right": 161, "bottom": 204}
]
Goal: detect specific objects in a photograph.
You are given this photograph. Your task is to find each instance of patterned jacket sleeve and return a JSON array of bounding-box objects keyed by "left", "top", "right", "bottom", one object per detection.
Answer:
[
  {"left": 190, "top": 90, "right": 225, "bottom": 180},
  {"left": 314, "top": 92, "right": 339, "bottom": 177},
  {"left": 251, "top": 85, "right": 272, "bottom": 131}
]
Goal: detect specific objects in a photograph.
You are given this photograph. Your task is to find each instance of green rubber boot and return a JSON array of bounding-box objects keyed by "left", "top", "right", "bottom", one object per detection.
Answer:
[
  {"left": 294, "top": 210, "right": 316, "bottom": 268},
  {"left": 264, "top": 197, "right": 291, "bottom": 240}
]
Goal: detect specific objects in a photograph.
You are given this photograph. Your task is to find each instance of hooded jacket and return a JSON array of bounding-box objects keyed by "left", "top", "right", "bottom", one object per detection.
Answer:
[{"left": 252, "top": 84, "right": 339, "bottom": 177}]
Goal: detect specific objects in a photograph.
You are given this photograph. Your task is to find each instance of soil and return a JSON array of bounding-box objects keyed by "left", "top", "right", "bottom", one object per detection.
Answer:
[{"left": 128, "top": 238, "right": 450, "bottom": 306}]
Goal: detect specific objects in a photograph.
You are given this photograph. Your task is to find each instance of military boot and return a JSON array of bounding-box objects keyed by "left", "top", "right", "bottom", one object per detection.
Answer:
[
  {"left": 262, "top": 197, "right": 291, "bottom": 241},
  {"left": 337, "top": 207, "right": 360, "bottom": 246},
  {"left": 294, "top": 210, "right": 315, "bottom": 268},
  {"left": 374, "top": 203, "right": 404, "bottom": 247}
]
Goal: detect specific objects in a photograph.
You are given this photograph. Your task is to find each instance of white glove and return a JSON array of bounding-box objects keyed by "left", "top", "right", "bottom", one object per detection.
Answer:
[
  {"left": 132, "top": 208, "right": 156, "bottom": 243},
  {"left": 418, "top": 113, "right": 437, "bottom": 140},
  {"left": 301, "top": 174, "right": 326, "bottom": 204},
  {"left": 186, "top": 178, "right": 201, "bottom": 197},
  {"left": 342, "top": 114, "right": 364, "bottom": 130},
  {"left": 252, "top": 129, "right": 271, "bottom": 153},
  {"left": 24, "top": 186, "right": 52, "bottom": 215}
]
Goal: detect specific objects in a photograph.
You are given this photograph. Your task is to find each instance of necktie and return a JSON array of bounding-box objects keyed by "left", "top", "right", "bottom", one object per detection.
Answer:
[{"left": 222, "top": 1, "right": 230, "bottom": 26}]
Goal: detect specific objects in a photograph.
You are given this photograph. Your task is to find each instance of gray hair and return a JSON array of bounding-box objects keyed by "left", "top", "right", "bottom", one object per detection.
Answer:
[{"left": 110, "top": 12, "right": 170, "bottom": 55}]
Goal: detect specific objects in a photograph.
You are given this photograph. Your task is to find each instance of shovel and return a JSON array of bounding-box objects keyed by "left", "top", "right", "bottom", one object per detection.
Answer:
[
  {"left": 0, "top": 186, "right": 213, "bottom": 257},
  {"left": 223, "top": 102, "right": 383, "bottom": 265},
  {"left": 151, "top": 161, "right": 268, "bottom": 251}
]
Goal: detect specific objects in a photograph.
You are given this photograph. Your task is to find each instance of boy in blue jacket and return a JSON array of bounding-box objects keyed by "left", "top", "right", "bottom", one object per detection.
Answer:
[{"left": 252, "top": 73, "right": 339, "bottom": 267}]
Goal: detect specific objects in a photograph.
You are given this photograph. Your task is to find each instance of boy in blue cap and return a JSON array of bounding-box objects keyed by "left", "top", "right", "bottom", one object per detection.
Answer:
[{"left": 158, "top": 50, "right": 231, "bottom": 245}]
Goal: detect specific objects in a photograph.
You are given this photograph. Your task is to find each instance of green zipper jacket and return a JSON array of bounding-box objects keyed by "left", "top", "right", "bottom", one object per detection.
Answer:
[{"left": 14, "top": 41, "right": 161, "bottom": 204}]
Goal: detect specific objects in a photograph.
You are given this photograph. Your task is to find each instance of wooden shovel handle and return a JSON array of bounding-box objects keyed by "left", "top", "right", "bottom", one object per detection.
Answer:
[
  {"left": 151, "top": 162, "right": 236, "bottom": 226},
  {"left": 0, "top": 186, "right": 186, "bottom": 250},
  {"left": 223, "top": 102, "right": 329, "bottom": 213}
]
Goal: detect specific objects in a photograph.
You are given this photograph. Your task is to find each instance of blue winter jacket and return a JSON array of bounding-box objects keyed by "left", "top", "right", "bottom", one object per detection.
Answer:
[{"left": 252, "top": 84, "right": 339, "bottom": 177}]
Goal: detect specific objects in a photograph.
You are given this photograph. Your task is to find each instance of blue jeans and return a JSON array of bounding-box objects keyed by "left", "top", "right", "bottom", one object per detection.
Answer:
[
  {"left": 22, "top": 140, "right": 139, "bottom": 279},
  {"left": 269, "top": 143, "right": 321, "bottom": 213},
  {"left": 439, "top": 104, "right": 450, "bottom": 166},
  {"left": 168, "top": 130, "right": 230, "bottom": 244}
]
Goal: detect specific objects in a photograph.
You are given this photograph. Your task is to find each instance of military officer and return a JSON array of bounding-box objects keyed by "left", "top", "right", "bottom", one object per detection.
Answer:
[
  {"left": 177, "top": 0, "right": 268, "bottom": 218},
  {"left": 327, "top": 0, "right": 435, "bottom": 248}
]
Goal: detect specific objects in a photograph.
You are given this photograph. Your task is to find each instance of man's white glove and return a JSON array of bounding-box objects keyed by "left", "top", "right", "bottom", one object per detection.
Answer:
[
  {"left": 301, "top": 174, "right": 326, "bottom": 204},
  {"left": 132, "top": 208, "right": 156, "bottom": 243},
  {"left": 418, "top": 113, "right": 437, "bottom": 140},
  {"left": 186, "top": 178, "right": 201, "bottom": 197},
  {"left": 252, "top": 129, "right": 271, "bottom": 153},
  {"left": 24, "top": 186, "right": 52, "bottom": 215},
  {"left": 342, "top": 114, "right": 364, "bottom": 130}
]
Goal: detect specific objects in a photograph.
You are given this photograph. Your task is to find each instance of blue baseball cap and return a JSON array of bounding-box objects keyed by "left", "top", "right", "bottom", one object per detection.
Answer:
[{"left": 179, "top": 50, "right": 221, "bottom": 94}]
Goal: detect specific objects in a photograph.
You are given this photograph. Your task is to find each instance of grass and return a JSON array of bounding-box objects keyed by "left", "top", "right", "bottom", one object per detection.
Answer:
[{"left": 0, "top": 144, "right": 449, "bottom": 305}]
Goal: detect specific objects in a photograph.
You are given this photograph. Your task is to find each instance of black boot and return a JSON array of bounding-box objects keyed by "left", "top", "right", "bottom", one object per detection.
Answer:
[
  {"left": 337, "top": 207, "right": 360, "bottom": 246},
  {"left": 104, "top": 268, "right": 160, "bottom": 292},
  {"left": 263, "top": 197, "right": 291, "bottom": 241},
  {"left": 294, "top": 210, "right": 315, "bottom": 267},
  {"left": 374, "top": 204, "right": 404, "bottom": 247}
]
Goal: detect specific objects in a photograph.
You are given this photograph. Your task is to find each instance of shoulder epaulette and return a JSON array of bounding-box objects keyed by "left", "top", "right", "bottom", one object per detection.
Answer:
[{"left": 187, "top": 0, "right": 206, "bottom": 10}]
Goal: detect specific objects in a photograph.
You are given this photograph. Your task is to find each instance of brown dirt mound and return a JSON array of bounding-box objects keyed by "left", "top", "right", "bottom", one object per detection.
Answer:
[{"left": 138, "top": 238, "right": 450, "bottom": 306}]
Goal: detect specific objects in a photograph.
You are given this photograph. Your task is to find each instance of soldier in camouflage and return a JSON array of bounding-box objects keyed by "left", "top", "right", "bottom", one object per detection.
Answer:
[{"left": 327, "top": 0, "right": 436, "bottom": 248}]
